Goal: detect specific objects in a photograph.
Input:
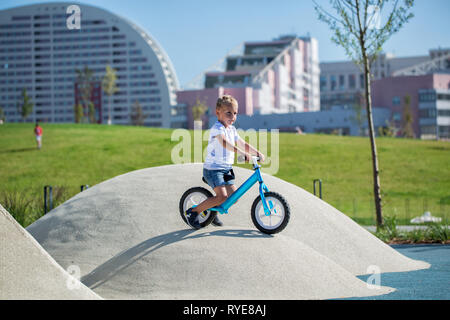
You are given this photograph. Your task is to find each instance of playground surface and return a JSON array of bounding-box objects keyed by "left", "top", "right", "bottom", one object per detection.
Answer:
[{"left": 345, "top": 244, "right": 450, "bottom": 300}]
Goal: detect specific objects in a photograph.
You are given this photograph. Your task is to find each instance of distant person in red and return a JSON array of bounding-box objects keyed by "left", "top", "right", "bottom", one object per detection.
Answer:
[{"left": 34, "top": 122, "right": 43, "bottom": 149}]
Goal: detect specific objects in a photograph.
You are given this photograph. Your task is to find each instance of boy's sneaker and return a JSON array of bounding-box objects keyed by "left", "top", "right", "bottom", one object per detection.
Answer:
[
  {"left": 184, "top": 207, "right": 201, "bottom": 229},
  {"left": 211, "top": 215, "right": 223, "bottom": 227}
]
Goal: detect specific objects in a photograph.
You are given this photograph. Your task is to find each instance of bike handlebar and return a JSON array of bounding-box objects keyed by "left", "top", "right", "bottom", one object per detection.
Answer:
[{"left": 237, "top": 155, "right": 260, "bottom": 164}]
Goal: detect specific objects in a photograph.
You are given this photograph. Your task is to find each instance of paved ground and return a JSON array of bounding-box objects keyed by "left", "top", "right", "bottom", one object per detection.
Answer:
[{"left": 345, "top": 244, "right": 450, "bottom": 300}]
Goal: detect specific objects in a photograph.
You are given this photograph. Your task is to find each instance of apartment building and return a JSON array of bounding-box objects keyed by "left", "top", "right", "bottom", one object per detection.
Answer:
[
  {"left": 0, "top": 2, "right": 178, "bottom": 127},
  {"left": 319, "top": 50, "right": 449, "bottom": 111},
  {"left": 177, "top": 35, "right": 321, "bottom": 129}
]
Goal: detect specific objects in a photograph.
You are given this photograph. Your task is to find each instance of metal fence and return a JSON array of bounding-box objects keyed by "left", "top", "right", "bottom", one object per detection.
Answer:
[{"left": 329, "top": 197, "right": 449, "bottom": 225}]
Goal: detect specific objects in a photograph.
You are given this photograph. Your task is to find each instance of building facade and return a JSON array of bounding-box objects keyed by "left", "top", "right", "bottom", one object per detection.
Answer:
[
  {"left": 319, "top": 50, "right": 449, "bottom": 111},
  {"left": 177, "top": 35, "right": 320, "bottom": 129},
  {"left": 227, "top": 105, "right": 391, "bottom": 136},
  {"left": 371, "top": 73, "right": 450, "bottom": 139},
  {"left": 0, "top": 2, "right": 179, "bottom": 127},
  {"left": 176, "top": 86, "right": 254, "bottom": 129},
  {"left": 205, "top": 36, "right": 320, "bottom": 114}
]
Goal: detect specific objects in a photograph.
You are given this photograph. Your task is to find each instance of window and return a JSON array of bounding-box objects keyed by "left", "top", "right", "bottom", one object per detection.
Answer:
[
  {"left": 392, "top": 96, "right": 401, "bottom": 106},
  {"left": 12, "top": 16, "right": 31, "bottom": 21},
  {"left": 339, "top": 75, "right": 345, "bottom": 90},
  {"left": 438, "top": 109, "right": 450, "bottom": 117},
  {"left": 320, "top": 76, "right": 327, "bottom": 90},
  {"left": 439, "top": 125, "right": 450, "bottom": 137},
  {"left": 348, "top": 74, "right": 356, "bottom": 89},
  {"left": 437, "top": 94, "right": 450, "bottom": 101},
  {"left": 420, "top": 126, "right": 436, "bottom": 135},
  {"left": 419, "top": 91, "right": 436, "bottom": 102},
  {"left": 330, "top": 75, "right": 337, "bottom": 91},
  {"left": 419, "top": 108, "right": 437, "bottom": 118}
]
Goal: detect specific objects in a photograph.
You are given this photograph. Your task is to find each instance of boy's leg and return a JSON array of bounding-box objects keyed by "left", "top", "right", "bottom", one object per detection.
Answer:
[
  {"left": 211, "top": 185, "right": 237, "bottom": 227},
  {"left": 192, "top": 186, "right": 228, "bottom": 213},
  {"left": 185, "top": 186, "right": 227, "bottom": 229},
  {"left": 225, "top": 185, "right": 237, "bottom": 198}
]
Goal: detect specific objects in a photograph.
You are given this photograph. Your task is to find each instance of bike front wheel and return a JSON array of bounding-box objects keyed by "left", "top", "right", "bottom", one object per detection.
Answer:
[
  {"left": 179, "top": 187, "right": 216, "bottom": 228},
  {"left": 251, "top": 192, "right": 290, "bottom": 234}
]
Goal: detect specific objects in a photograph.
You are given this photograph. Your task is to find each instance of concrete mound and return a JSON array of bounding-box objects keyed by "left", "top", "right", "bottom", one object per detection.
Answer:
[
  {"left": 217, "top": 166, "right": 431, "bottom": 275},
  {"left": 25, "top": 163, "right": 428, "bottom": 299},
  {"left": 0, "top": 205, "right": 101, "bottom": 300},
  {"left": 79, "top": 228, "right": 393, "bottom": 300}
]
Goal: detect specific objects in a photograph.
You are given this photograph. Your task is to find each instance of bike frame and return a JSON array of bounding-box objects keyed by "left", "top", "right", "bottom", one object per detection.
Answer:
[{"left": 208, "top": 158, "right": 272, "bottom": 216}]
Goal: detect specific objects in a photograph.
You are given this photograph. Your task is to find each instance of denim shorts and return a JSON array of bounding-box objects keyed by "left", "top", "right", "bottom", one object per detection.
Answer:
[{"left": 203, "top": 168, "right": 235, "bottom": 189}]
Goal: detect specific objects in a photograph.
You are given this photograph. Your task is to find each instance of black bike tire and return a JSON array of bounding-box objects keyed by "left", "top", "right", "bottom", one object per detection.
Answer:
[
  {"left": 179, "top": 187, "right": 216, "bottom": 228},
  {"left": 251, "top": 191, "right": 290, "bottom": 234}
]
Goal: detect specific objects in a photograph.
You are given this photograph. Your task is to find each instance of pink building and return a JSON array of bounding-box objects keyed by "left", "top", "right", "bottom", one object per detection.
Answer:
[
  {"left": 176, "top": 35, "right": 320, "bottom": 129},
  {"left": 371, "top": 73, "right": 450, "bottom": 139},
  {"left": 177, "top": 87, "right": 253, "bottom": 129}
]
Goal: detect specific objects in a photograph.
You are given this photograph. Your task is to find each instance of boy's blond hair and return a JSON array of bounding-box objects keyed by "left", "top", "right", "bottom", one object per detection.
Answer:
[{"left": 216, "top": 95, "right": 238, "bottom": 109}]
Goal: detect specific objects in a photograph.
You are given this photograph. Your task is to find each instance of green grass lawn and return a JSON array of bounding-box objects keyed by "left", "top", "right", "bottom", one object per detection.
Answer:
[{"left": 1, "top": 123, "right": 449, "bottom": 226}]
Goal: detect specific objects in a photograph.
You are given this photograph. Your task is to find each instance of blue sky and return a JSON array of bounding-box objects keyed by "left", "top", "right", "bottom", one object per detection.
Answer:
[{"left": 1, "top": 0, "right": 449, "bottom": 87}]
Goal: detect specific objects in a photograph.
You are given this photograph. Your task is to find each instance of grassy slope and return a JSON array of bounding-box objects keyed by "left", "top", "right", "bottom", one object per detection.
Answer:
[{"left": 1, "top": 123, "right": 449, "bottom": 225}]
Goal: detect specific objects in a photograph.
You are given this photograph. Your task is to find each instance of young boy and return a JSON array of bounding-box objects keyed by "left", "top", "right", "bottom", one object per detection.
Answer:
[{"left": 185, "top": 95, "right": 265, "bottom": 229}]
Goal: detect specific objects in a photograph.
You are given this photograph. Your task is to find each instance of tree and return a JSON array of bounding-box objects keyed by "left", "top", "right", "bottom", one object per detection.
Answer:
[
  {"left": 378, "top": 119, "right": 398, "bottom": 137},
  {"left": 75, "top": 65, "right": 94, "bottom": 123},
  {"left": 314, "top": 0, "right": 415, "bottom": 227},
  {"left": 130, "top": 100, "right": 145, "bottom": 126},
  {"left": 102, "top": 65, "right": 118, "bottom": 125},
  {"left": 0, "top": 106, "right": 5, "bottom": 123},
  {"left": 191, "top": 98, "right": 209, "bottom": 128},
  {"left": 402, "top": 95, "right": 414, "bottom": 138},
  {"left": 88, "top": 101, "right": 96, "bottom": 124},
  {"left": 73, "top": 103, "right": 83, "bottom": 123},
  {"left": 350, "top": 91, "right": 365, "bottom": 136},
  {"left": 17, "top": 88, "right": 33, "bottom": 122}
]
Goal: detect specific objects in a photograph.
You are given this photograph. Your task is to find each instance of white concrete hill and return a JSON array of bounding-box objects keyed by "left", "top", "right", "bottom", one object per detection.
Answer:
[
  {"left": 25, "top": 164, "right": 429, "bottom": 299},
  {"left": 0, "top": 204, "right": 101, "bottom": 300}
]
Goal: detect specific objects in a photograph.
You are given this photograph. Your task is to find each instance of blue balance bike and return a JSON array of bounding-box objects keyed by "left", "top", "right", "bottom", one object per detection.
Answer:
[{"left": 179, "top": 156, "right": 290, "bottom": 234}]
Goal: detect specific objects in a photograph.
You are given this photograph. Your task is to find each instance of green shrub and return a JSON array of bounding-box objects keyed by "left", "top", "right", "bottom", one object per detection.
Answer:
[
  {"left": 0, "top": 190, "right": 43, "bottom": 227},
  {"left": 425, "top": 223, "right": 449, "bottom": 242},
  {"left": 373, "top": 214, "right": 449, "bottom": 243},
  {"left": 374, "top": 215, "right": 399, "bottom": 242},
  {"left": 0, "top": 186, "right": 69, "bottom": 227}
]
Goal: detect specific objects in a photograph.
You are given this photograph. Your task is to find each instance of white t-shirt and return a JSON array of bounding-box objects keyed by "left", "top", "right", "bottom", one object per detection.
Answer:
[{"left": 204, "top": 121, "right": 239, "bottom": 170}]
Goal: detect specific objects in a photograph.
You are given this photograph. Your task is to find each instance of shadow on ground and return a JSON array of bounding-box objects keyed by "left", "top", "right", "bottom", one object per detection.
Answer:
[
  {"left": 82, "top": 229, "right": 271, "bottom": 289},
  {"left": 0, "top": 147, "right": 37, "bottom": 153}
]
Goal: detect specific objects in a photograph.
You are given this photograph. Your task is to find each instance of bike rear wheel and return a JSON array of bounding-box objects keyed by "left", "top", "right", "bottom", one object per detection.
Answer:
[
  {"left": 251, "top": 192, "right": 290, "bottom": 234},
  {"left": 179, "top": 187, "right": 216, "bottom": 228}
]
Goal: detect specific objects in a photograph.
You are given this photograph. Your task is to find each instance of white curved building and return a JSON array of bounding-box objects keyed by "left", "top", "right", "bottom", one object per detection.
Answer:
[{"left": 0, "top": 2, "right": 179, "bottom": 127}]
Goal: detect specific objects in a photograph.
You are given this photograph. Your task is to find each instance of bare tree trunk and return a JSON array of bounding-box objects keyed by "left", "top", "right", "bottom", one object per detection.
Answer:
[
  {"left": 363, "top": 54, "right": 383, "bottom": 227},
  {"left": 108, "top": 97, "right": 112, "bottom": 125}
]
